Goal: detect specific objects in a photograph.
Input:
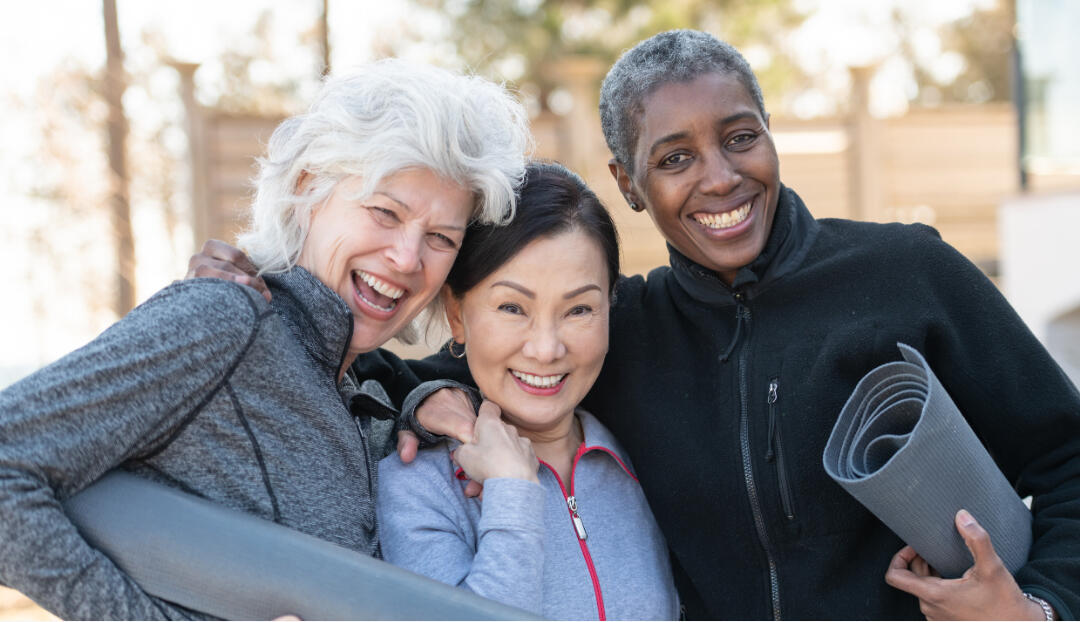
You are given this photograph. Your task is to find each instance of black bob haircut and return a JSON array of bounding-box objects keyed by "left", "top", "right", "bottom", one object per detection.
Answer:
[{"left": 445, "top": 161, "right": 620, "bottom": 299}]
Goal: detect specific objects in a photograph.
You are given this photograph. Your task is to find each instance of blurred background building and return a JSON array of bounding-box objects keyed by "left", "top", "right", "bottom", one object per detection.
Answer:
[{"left": 0, "top": 0, "right": 1077, "bottom": 613}]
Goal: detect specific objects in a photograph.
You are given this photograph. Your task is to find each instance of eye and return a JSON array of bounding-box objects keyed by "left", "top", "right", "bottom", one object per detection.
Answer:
[
  {"left": 660, "top": 152, "right": 692, "bottom": 167},
  {"left": 726, "top": 131, "right": 759, "bottom": 150},
  {"left": 497, "top": 303, "right": 524, "bottom": 315},
  {"left": 427, "top": 232, "right": 459, "bottom": 251},
  {"left": 366, "top": 206, "right": 400, "bottom": 226},
  {"left": 568, "top": 304, "right": 593, "bottom": 317}
]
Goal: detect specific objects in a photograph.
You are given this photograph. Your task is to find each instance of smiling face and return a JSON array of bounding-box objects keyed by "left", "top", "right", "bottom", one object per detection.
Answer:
[
  {"left": 612, "top": 71, "right": 781, "bottom": 284},
  {"left": 297, "top": 168, "right": 473, "bottom": 359},
  {"left": 444, "top": 229, "right": 611, "bottom": 437}
]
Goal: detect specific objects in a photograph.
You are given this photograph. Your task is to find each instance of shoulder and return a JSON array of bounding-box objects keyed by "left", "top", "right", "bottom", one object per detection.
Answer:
[
  {"left": 377, "top": 444, "right": 459, "bottom": 500},
  {"left": 612, "top": 266, "right": 675, "bottom": 315},
  {"left": 135, "top": 278, "right": 269, "bottom": 327},
  {"left": 813, "top": 219, "right": 970, "bottom": 268},
  {"left": 114, "top": 278, "right": 272, "bottom": 356}
]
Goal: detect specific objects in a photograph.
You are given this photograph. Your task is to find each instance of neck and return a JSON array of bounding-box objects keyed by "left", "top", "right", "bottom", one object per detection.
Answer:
[
  {"left": 338, "top": 351, "right": 359, "bottom": 383},
  {"left": 515, "top": 410, "right": 583, "bottom": 482}
]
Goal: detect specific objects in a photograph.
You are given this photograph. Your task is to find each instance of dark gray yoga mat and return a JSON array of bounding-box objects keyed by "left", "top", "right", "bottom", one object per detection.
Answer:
[
  {"left": 63, "top": 471, "right": 539, "bottom": 620},
  {"left": 822, "top": 343, "right": 1032, "bottom": 578}
]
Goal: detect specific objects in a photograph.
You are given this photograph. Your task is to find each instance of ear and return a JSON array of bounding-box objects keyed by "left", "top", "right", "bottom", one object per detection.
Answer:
[
  {"left": 294, "top": 170, "right": 314, "bottom": 195},
  {"left": 441, "top": 285, "right": 467, "bottom": 344},
  {"left": 608, "top": 159, "right": 640, "bottom": 211}
]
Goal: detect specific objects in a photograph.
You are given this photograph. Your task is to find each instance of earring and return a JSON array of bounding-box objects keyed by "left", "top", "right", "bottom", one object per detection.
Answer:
[
  {"left": 630, "top": 200, "right": 644, "bottom": 212},
  {"left": 448, "top": 340, "right": 466, "bottom": 359}
]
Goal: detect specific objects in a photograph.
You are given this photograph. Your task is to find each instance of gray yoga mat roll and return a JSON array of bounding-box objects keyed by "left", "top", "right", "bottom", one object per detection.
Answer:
[
  {"left": 63, "top": 471, "right": 538, "bottom": 620},
  {"left": 822, "top": 343, "right": 1032, "bottom": 578}
]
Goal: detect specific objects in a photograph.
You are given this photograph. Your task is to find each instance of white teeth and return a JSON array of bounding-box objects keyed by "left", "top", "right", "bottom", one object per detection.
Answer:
[
  {"left": 357, "top": 271, "right": 405, "bottom": 300},
  {"left": 694, "top": 203, "right": 751, "bottom": 229},
  {"left": 511, "top": 370, "right": 567, "bottom": 389}
]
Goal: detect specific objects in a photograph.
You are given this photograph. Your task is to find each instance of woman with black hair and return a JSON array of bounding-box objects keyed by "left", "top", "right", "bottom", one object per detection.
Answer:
[{"left": 376, "top": 162, "right": 679, "bottom": 621}]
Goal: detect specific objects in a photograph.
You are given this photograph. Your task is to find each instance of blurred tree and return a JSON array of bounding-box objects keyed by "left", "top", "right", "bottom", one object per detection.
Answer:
[
  {"left": 935, "top": 1, "right": 1013, "bottom": 103},
  {"left": 104, "top": 0, "right": 135, "bottom": 316},
  {"left": 408, "top": 0, "right": 807, "bottom": 113}
]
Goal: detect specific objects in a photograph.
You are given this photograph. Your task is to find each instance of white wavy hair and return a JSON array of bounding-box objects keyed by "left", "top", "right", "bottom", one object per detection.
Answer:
[
  {"left": 237, "top": 59, "right": 531, "bottom": 343},
  {"left": 239, "top": 58, "right": 530, "bottom": 273}
]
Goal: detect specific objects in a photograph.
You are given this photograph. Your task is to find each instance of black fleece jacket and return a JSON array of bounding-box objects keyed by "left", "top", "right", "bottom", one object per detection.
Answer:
[{"left": 361, "top": 185, "right": 1080, "bottom": 620}]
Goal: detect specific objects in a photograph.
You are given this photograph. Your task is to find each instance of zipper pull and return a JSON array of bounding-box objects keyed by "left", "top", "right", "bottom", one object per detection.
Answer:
[
  {"left": 567, "top": 495, "right": 587, "bottom": 540},
  {"left": 765, "top": 379, "right": 778, "bottom": 461}
]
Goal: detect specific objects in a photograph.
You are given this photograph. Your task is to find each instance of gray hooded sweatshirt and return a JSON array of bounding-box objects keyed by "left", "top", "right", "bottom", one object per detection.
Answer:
[
  {"left": 0, "top": 268, "right": 397, "bottom": 620},
  {"left": 378, "top": 408, "right": 679, "bottom": 620}
]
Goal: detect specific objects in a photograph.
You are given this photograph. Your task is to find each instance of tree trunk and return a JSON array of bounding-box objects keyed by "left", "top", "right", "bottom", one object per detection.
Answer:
[{"left": 103, "top": 0, "right": 135, "bottom": 315}]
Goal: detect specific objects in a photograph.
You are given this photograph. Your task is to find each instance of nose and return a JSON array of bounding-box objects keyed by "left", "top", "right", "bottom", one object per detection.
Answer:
[
  {"left": 522, "top": 321, "right": 567, "bottom": 364},
  {"left": 385, "top": 229, "right": 423, "bottom": 274},
  {"left": 699, "top": 148, "right": 742, "bottom": 196}
]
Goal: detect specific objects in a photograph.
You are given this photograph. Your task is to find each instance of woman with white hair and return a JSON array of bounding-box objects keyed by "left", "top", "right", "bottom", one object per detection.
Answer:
[{"left": 0, "top": 59, "right": 529, "bottom": 620}]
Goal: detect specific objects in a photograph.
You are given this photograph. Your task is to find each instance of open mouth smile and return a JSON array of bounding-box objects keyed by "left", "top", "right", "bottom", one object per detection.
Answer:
[
  {"left": 353, "top": 270, "right": 406, "bottom": 313},
  {"left": 693, "top": 202, "right": 751, "bottom": 230}
]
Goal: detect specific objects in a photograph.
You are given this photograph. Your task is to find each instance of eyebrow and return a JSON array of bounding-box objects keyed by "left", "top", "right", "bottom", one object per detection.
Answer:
[
  {"left": 491, "top": 281, "right": 602, "bottom": 299},
  {"left": 373, "top": 191, "right": 466, "bottom": 231},
  {"left": 646, "top": 111, "right": 762, "bottom": 158},
  {"left": 564, "top": 284, "right": 602, "bottom": 299}
]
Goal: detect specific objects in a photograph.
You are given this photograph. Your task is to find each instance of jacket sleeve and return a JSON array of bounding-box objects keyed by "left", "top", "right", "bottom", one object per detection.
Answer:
[
  {"left": 0, "top": 279, "right": 266, "bottom": 620},
  {"left": 912, "top": 228, "right": 1080, "bottom": 619},
  {"left": 377, "top": 452, "right": 546, "bottom": 614},
  {"left": 350, "top": 347, "right": 475, "bottom": 410}
]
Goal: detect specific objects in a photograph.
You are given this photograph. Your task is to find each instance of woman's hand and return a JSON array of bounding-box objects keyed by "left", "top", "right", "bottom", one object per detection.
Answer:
[
  {"left": 400, "top": 387, "right": 485, "bottom": 497},
  {"left": 187, "top": 239, "right": 271, "bottom": 302},
  {"left": 885, "top": 509, "right": 1051, "bottom": 620},
  {"left": 452, "top": 401, "right": 539, "bottom": 486}
]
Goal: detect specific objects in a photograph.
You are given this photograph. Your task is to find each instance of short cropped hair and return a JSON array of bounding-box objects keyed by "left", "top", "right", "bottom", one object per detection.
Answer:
[
  {"left": 239, "top": 59, "right": 531, "bottom": 274},
  {"left": 599, "top": 29, "right": 765, "bottom": 174},
  {"left": 445, "top": 161, "right": 620, "bottom": 300}
]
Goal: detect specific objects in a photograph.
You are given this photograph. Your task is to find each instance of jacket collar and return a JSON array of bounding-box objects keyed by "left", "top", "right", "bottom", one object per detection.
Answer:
[
  {"left": 577, "top": 408, "right": 637, "bottom": 479},
  {"left": 265, "top": 266, "right": 353, "bottom": 380},
  {"left": 669, "top": 184, "right": 820, "bottom": 306},
  {"left": 264, "top": 267, "right": 400, "bottom": 420}
]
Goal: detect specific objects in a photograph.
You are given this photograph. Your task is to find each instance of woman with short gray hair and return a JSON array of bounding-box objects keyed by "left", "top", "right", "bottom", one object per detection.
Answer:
[
  {"left": 403, "top": 29, "right": 1080, "bottom": 620},
  {"left": 0, "top": 58, "right": 529, "bottom": 620}
]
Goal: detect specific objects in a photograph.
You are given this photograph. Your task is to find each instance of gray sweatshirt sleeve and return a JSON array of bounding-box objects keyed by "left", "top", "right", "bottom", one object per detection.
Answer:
[
  {"left": 377, "top": 452, "right": 546, "bottom": 615},
  {"left": 0, "top": 278, "right": 265, "bottom": 620}
]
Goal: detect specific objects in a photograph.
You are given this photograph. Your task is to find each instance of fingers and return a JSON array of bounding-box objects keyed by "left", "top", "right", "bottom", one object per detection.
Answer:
[
  {"left": 885, "top": 546, "right": 943, "bottom": 602},
  {"left": 463, "top": 480, "right": 484, "bottom": 498},
  {"left": 186, "top": 242, "right": 271, "bottom": 302},
  {"left": 416, "top": 388, "right": 477, "bottom": 443},
  {"left": 955, "top": 509, "right": 1003, "bottom": 575},
  {"left": 201, "top": 239, "right": 260, "bottom": 275},
  {"left": 396, "top": 430, "right": 419, "bottom": 464},
  {"left": 476, "top": 400, "right": 503, "bottom": 423}
]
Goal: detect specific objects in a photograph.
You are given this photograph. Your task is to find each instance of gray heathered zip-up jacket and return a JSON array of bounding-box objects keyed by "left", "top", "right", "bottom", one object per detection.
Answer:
[
  {"left": 377, "top": 408, "right": 679, "bottom": 620},
  {"left": 0, "top": 267, "right": 397, "bottom": 620}
]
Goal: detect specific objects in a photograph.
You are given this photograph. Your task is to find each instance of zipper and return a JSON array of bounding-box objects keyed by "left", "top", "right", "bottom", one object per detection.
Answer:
[
  {"left": 765, "top": 378, "right": 795, "bottom": 521},
  {"left": 733, "top": 296, "right": 782, "bottom": 620},
  {"left": 335, "top": 311, "right": 374, "bottom": 499},
  {"left": 539, "top": 446, "right": 606, "bottom": 621}
]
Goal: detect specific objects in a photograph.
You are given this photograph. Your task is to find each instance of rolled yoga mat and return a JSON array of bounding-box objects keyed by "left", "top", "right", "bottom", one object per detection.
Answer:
[
  {"left": 63, "top": 471, "right": 538, "bottom": 621},
  {"left": 822, "top": 343, "right": 1032, "bottom": 578}
]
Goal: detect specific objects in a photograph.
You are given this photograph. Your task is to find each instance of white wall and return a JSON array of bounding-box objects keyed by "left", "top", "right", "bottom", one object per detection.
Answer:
[{"left": 1000, "top": 191, "right": 1080, "bottom": 386}]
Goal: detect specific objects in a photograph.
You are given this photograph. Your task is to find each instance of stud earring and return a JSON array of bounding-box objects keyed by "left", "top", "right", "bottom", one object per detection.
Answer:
[{"left": 630, "top": 201, "right": 644, "bottom": 212}]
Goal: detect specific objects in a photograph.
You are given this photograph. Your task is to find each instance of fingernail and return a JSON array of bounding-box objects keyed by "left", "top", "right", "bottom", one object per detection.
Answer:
[{"left": 957, "top": 509, "right": 975, "bottom": 526}]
